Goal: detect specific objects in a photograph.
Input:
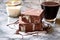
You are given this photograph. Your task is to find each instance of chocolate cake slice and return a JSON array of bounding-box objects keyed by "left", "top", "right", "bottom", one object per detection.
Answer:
[
  {"left": 18, "top": 19, "right": 33, "bottom": 33},
  {"left": 24, "top": 23, "right": 33, "bottom": 32},
  {"left": 18, "top": 17, "right": 33, "bottom": 33},
  {"left": 17, "top": 9, "right": 44, "bottom": 33},
  {"left": 22, "top": 16, "right": 30, "bottom": 23},
  {"left": 34, "top": 23, "right": 43, "bottom": 31},
  {"left": 21, "top": 8, "right": 44, "bottom": 23}
]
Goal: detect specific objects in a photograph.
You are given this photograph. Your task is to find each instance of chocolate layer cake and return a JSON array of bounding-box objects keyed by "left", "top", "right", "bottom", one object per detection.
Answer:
[
  {"left": 21, "top": 9, "right": 43, "bottom": 23},
  {"left": 34, "top": 23, "right": 43, "bottom": 31},
  {"left": 16, "top": 9, "right": 44, "bottom": 34},
  {"left": 22, "top": 16, "right": 30, "bottom": 23},
  {"left": 18, "top": 21, "right": 43, "bottom": 33}
]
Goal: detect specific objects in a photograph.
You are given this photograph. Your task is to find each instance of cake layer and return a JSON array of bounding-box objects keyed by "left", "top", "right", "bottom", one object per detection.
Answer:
[
  {"left": 20, "top": 8, "right": 44, "bottom": 23},
  {"left": 19, "top": 23, "right": 33, "bottom": 32},
  {"left": 21, "top": 8, "right": 43, "bottom": 16},
  {"left": 19, "top": 23, "right": 43, "bottom": 33},
  {"left": 18, "top": 9, "right": 44, "bottom": 33},
  {"left": 34, "top": 23, "right": 43, "bottom": 31}
]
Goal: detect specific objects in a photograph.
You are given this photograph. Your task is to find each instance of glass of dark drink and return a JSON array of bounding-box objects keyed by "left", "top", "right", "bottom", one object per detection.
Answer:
[
  {"left": 41, "top": 1, "right": 60, "bottom": 23},
  {"left": 41, "top": 1, "right": 60, "bottom": 30}
]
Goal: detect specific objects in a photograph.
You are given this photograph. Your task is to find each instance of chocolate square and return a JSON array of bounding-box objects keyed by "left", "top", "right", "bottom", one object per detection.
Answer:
[
  {"left": 19, "top": 23, "right": 33, "bottom": 32},
  {"left": 34, "top": 23, "right": 43, "bottom": 31},
  {"left": 24, "top": 24, "right": 33, "bottom": 32},
  {"left": 18, "top": 9, "right": 44, "bottom": 33},
  {"left": 20, "top": 9, "right": 43, "bottom": 23},
  {"left": 22, "top": 16, "right": 30, "bottom": 23},
  {"left": 30, "top": 16, "right": 40, "bottom": 23}
]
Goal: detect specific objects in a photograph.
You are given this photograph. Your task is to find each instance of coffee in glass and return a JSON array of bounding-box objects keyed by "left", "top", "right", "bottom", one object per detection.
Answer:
[{"left": 41, "top": 1, "right": 60, "bottom": 21}]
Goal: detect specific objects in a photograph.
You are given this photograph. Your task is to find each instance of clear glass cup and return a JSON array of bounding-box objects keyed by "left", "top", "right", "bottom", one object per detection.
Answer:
[
  {"left": 41, "top": 0, "right": 60, "bottom": 27},
  {"left": 40, "top": 0, "right": 60, "bottom": 33},
  {"left": 41, "top": 0, "right": 60, "bottom": 21},
  {"left": 6, "top": 0, "right": 22, "bottom": 18}
]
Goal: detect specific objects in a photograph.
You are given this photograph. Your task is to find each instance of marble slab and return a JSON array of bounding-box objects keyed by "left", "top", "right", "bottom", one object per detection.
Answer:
[{"left": 0, "top": 0, "right": 60, "bottom": 40}]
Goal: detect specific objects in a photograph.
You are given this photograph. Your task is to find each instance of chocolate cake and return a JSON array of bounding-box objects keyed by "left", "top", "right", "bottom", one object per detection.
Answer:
[
  {"left": 34, "top": 23, "right": 43, "bottom": 31},
  {"left": 16, "top": 9, "right": 44, "bottom": 34},
  {"left": 22, "top": 16, "right": 30, "bottom": 23},
  {"left": 21, "top": 9, "right": 43, "bottom": 23}
]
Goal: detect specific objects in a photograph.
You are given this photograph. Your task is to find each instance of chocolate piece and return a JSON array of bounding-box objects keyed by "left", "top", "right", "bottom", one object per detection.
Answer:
[
  {"left": 22, "top": 16, "right": 30, "bottom": 23},
  {"left": 34, "top": 23, "right": 43, "bottom": 31},
  {"left": 19, "top": 23, "right": 33, "bottom": 32},
  {"left": 19, "top": 18, "right": 33, "bottom": 32},
  {"left": 24, "top": 24, "right": 33, "bottom": 32},
  {"left": 30, "top": 16, "right": 40, "bottom": 23},
  {"left": 21, "top": 9, "right": 43, "bottom": 23},
  {"left": 19, "top": 23, "right": 43, "bottom": 32},
  {"left": 30, "top": 10, "right": 44, "bottom": 23},
  {"left": 18, "top": 9, "right": 44, "bottom": 33}
]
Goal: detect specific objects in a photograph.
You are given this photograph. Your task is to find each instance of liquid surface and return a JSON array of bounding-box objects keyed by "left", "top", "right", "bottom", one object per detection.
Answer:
[
  {"left": 41, "top": 2, "right": 59, "bottom": 19},
  {"left": 42, "top": 1, "right": 59, "bottom": 7}
]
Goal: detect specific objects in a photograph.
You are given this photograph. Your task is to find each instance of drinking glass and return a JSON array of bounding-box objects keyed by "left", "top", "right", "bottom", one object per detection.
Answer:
[
  {"left": 6, "top": 0, "right": 22, "bottom": 18},
  {"left": 40, "top": 0, "right": 60, "bottom": 33},
  {"left": 41, "top": 0, "right": 60, "bottom": 21},
  {"left": 41, "top": 0, "right": 60, "bottom": 27}
]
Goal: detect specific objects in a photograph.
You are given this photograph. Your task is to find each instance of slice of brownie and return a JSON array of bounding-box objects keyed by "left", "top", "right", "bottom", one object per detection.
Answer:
[
  {"left": 34, "top": 23, "right": 43, "bottom": 31},
  {"left": 18, "top": 8, "right": 44, "bottom": 33},
  {"left": 24, "top": 23, "right": 33, "bottom": 33},
  {"left": 20, "top": 8, "right": 43, "bottom": 23}
]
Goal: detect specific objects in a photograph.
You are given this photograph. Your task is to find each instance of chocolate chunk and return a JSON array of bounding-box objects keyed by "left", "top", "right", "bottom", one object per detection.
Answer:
[
  {"left": 22, "top": 16, "right": 30, "bottom": 23},
  {"left": 30, "top": 16, "right": 40, "bottom": 23},
  {"left": 18, "top": 9, "right": 44, "bottom": 33},
  {"left": 34, "top": 23, "right": 43, "bottom": 31},
  {"left": 25, "top": 24, "right": 33, "bottom": 32}
]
